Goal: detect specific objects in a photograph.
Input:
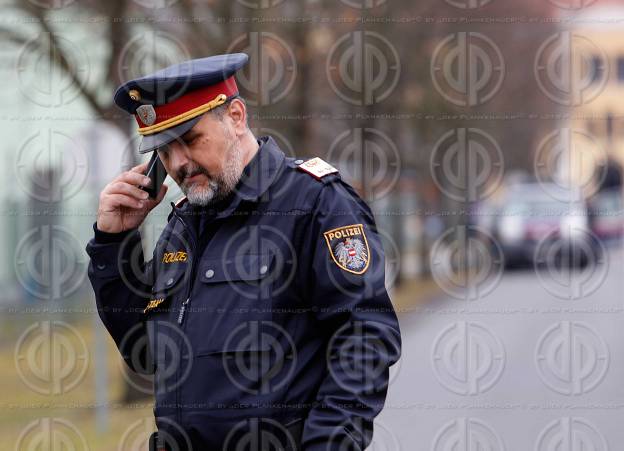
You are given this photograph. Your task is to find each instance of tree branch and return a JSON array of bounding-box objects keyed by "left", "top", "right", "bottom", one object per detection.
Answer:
[{"left": 15, "top": 3, "right": 107, "bottom": 119}]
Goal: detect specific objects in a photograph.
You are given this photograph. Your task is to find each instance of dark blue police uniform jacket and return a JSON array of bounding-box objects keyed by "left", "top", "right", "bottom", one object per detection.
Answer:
[{"left": 85, "top": 135, "right": 402, "bottom": 450}]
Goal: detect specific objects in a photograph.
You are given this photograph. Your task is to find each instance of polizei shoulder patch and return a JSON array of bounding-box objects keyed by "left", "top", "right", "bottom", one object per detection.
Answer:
[
  {"left": 323, "top": 224, "right": 370, "bottom": 274},
  {"left": 297, "top": 157, "right": 338, "bottom": 180}
]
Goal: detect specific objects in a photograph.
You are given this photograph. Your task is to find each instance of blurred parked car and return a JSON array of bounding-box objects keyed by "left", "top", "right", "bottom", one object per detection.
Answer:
[{"left": 492, "top": 183, "right": 599, "bottom": 268}]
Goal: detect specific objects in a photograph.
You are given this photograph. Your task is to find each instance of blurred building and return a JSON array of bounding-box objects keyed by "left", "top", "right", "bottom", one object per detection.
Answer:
[{"left": 559, "top": 4, "right": 624, "bottom": 196}]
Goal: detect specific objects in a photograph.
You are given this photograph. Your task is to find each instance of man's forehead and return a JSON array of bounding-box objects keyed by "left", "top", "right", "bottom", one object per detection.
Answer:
[
  {"left": 171, "top": 120, "right": 204, "bottom": 146},
  {"left": 157, "top": 116, "right": 214, "bottom": 154}
]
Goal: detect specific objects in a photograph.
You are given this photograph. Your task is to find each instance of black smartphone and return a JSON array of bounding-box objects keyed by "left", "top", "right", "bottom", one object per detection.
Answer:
[{"left": 139, "top": 151, "right": 167, "bottom": 199}]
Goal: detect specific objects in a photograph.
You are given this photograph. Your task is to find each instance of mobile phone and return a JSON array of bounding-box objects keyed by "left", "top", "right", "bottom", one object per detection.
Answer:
[{"left": 139, "top": 151, "right": 167, "bottom": 199}]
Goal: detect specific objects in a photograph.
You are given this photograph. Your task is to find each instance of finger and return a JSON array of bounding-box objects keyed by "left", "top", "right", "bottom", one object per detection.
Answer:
[
  {"left": 108, "top": 181, "right": 150, "bottom": 201},
  {"left": 130, "top": 161, "right": 149, "bottom": 173},
  {"left": 118, "top": 170, "right": 152, "bottom": 188},
  {"left": 103, "top": 193, "right": 146, "bottom": 210}
]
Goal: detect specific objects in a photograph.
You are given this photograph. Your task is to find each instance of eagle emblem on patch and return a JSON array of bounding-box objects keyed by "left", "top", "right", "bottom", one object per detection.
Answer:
[
  {"left": 323, "top": 224, "right": 370, "bottom": 274},
  {"left": 136, "top": 104, "right": 156, "bottom": 126}
]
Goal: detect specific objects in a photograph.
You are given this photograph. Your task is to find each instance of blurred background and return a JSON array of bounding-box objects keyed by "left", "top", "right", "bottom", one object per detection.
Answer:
[{"left": 1, "top": 0, "right": 623, "bottom": 449}]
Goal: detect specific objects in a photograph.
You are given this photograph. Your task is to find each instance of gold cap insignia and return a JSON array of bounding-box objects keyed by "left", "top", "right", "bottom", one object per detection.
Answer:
[{"left": 129, "top": 89, "right": 141, "bottom": 101}]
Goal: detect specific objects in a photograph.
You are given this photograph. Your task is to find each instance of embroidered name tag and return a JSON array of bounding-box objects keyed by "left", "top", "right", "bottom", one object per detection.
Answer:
[
  {"left": 144, "top": 298, "right": 165, "bottom": 313},
  {"left": 162, "top": 251, "right": 187, "bottom": 263}
]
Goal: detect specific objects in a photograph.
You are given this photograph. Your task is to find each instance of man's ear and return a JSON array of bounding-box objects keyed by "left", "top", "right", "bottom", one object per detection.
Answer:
[{"left": 226, "top": 98, "right": 247, "bottom": 136}]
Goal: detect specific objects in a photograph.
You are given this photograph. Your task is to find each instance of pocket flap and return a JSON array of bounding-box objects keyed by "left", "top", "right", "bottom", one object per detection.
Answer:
[
  {"left": 199, "top": 253, "right": 274, "bottom": 284},
  {"left": 151, "top": 264, "right": 189, "bottom": 293},
  {"left": 196, "top": 320, "right": 275, "bottom": 355}
]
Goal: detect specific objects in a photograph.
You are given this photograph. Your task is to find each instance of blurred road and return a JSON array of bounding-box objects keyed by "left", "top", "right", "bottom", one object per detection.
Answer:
[{"left": 376, "top": 243, "right": 624, "bottom": 451}]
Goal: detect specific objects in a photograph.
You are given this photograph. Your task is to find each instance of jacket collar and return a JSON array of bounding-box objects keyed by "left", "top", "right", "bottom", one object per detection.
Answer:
[
  {"left": 234, "top": 134, "right": 286, "bottom": 203},
  {"left": 171, "top": 135, "right": 286, "bottom": 220}
]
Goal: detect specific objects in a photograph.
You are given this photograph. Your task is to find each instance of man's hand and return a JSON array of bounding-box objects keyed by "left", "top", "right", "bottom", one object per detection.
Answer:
[{"left": 96, "top": 161, "right": 168, "bottom": 233}]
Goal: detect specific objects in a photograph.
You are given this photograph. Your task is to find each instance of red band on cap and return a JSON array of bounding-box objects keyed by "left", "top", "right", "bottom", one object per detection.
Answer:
[{"left": 134, "top": 76, "right": 239, "bottom": 128}]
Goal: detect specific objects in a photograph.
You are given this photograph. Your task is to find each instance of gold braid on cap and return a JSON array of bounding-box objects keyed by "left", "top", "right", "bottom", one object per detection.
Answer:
[{"left": 137, "top": 94, "right": 228, "bottom": 136}]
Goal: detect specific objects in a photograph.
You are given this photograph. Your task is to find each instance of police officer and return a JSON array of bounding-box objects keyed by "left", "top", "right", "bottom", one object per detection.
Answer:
[{"left": 86, "top": 53, "right": 402, "bottom": 450}]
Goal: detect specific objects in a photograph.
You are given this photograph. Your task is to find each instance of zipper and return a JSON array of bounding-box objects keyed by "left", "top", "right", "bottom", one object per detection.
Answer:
[
  {"left": 172, "top": 208, "right": 199, "bottom": 324},
  {"left": 177, "top": 298, "right": 189, "bottom": 324},
  {"left": 170, "top": 206, "right": 199, "bottom": 428}
]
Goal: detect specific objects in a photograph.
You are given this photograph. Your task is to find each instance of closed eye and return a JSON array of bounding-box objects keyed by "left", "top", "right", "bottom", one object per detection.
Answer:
[
  {"left": 181, "top": 131, "right": 200, "bottom": 147},
  {"left": 184, "top": 136, "right": 197, "bottom": 146}
]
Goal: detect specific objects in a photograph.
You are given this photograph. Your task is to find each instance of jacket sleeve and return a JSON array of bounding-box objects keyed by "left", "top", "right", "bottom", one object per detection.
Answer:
[
  {"left": 300, "top": 179, "right": 402, "bottom": 451},
  {"left": 85, "top": 222, "right": 155, "bottom": 374}
]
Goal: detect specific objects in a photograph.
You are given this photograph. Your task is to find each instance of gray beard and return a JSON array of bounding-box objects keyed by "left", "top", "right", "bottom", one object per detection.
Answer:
[{"left": 183, "top": 140, "right": 244, "bottom": 207}]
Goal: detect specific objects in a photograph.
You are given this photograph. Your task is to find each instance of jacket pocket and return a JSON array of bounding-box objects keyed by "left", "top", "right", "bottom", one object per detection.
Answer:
[{"left": 192, "top": 252, "right": 275, "bottom": 356}]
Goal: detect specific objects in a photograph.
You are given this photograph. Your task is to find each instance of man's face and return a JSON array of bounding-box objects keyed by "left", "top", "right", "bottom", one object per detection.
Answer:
[{"left": 156, "top": 108, "right": 246, "bottom": 206}]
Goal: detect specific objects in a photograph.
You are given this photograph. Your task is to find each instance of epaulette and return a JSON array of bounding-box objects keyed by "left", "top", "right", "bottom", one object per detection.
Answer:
[{"left": 296, "top": 157, "right": 339, "bottom": 181}]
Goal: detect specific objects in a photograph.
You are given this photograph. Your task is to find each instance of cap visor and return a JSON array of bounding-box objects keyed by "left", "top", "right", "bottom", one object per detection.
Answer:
[{"left": 138, "top": 115, "right": 203, "bottom": 153}]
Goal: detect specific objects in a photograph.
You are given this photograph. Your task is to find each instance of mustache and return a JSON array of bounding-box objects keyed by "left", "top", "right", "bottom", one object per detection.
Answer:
[{"left": 178, "top": 165, "right": 210, "bottom": 182}]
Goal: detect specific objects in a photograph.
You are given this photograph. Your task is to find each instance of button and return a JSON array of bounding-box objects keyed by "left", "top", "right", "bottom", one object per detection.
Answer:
[
  {"left": 259, "top": 265, "right": 268, "bottom": 275},
  {"left": 294, "top": 159, "right": 304, "bottom": 165},
  {"left": 166, "top": 277, "right": 174, "bottom": 286},
  {"left": 205, "top": 269, "right": 214, "bottom": 279},
  {"left": 96, "top": 264, "right": 106, "bottom": 270}
]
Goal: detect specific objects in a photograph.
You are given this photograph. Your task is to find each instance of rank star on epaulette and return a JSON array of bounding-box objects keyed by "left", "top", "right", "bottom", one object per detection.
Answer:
[
  {"left": 297, "top": 157, "right": 338, "bottom": 180},
  {"left": 323, "top": 224, "right": 370, "bottom": 274}
]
